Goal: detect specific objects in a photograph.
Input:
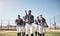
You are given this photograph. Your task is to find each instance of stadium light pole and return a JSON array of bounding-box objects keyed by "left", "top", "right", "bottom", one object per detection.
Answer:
[
  {"left": 54, "top": 16, "right": 56, "bottom": 30},
  {"left": 8, "top": 20, "right": 9, "bottom": 30}
]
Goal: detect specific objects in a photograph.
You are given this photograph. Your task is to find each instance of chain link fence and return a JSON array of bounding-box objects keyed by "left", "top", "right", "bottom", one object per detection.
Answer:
[
  {"left": 0, "top": 14, "right": 60, "bottom": 30},
  {"left": 0, "top": 20, "right": 16, "bottom": 30},
  {"left": 47, "top": 14, "right": 60, "bottom": 30}
]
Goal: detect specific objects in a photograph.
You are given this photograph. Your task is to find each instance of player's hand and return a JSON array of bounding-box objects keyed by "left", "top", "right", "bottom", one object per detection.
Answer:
[
  {"left": 26, "top": 19, "right": 28, "bottom": 22},
  {"left": 38, "top": 23, "right": 40, "bottom": 25},
  {"left": 45, "top": 24, "right": 48, "bottom": 28}
]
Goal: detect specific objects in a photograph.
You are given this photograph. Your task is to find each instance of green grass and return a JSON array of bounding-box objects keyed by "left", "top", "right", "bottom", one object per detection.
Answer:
[
  {"left": 45, "top": 31, "right": 60, "bottom": 36},
  {"left": 0, "top": 32, "right": 16, "bottom": 36},
  {"left": 0, "top": 31, "right": 60, "bottom": 36}
]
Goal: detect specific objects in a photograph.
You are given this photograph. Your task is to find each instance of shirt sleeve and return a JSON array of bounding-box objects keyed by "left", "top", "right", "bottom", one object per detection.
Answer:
[
  {"left": 43, "top": 18, "right": 46, "bottom": 24},
  {"left": 15, "top": 19, "right": 17, "bottom": 22},
  {"left": 25, "top": 15, "right": 28, "bottom": 19},
  {"left": 32, "top": 15, "right": 34, "bottom": 22}
]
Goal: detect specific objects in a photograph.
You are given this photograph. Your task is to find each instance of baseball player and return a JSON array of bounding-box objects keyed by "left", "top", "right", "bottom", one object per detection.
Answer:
[
  {"left": 37, "top": 13, "right": 48, "bottom": 36},
  {"left": 15, "top": 15, "right": 23, "bottom": 36},
  {"left": 25, "top": 10, "right": 34, "bottom": 36},
  {"left": 34, "top": 16, "right": 39, "bottom": 36},
  {"left": 22, "top": 16, "right": 26, "bottom": 36}
]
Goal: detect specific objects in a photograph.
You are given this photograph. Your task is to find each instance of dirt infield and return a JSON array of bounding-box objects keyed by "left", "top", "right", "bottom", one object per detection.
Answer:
[{"left": 0, "top": 26, "right": 16, "bottom": 30}]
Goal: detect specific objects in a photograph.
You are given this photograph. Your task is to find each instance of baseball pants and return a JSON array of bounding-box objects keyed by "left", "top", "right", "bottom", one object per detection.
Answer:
[{"left": 25, "top": 24, "right": 33, "bottom": 34}]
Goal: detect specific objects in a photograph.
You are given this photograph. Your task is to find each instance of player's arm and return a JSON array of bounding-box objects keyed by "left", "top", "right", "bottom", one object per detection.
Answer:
[
  {"left": 43, "top": 18, "right": 47, "bottom": 25},
  {"left": 21, "top": 19, "right": 23, "bottom": 25},
  {"left": 15, "top": 19, "right": 17, "bottom": 25},
  {"left": 34, "top": 20, "right": 36, "bottom": 24},
  {"left": 23, "top": 17, "right": 26, "bottom": 23},
  {"left": 34, "top": 20, "right": 38, "bottom": 24},
  {"left": 43, "top": 18, "right": 48, "bottom": 27},
  {"left": 24, "top": 16, "right": 28, "bottom": 23},
  {"left": 37, "top": 19, "right": 41, "bottom": 25}
]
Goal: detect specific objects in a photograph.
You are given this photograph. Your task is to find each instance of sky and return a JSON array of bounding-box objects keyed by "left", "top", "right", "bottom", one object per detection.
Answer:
[{"left": 0, "top": 0, "right": 60, "bottom": 26}]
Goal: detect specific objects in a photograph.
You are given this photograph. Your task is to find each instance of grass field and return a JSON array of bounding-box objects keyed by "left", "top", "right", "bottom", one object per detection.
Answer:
[{"left": 0, "top": 30, "right": 60, "bottom": 36}]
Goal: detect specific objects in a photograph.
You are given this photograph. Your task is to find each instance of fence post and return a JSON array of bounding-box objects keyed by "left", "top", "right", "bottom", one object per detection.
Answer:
[
  {"left": 50, "top": 18, "right": 51, "bottom": 30},
  {"left": 1, "top": 20, "right": 2, "bottom": 30},
  {"left": 8, "top": 20, "right": 9, "bottom": 30},
  {"left": 54, "top": 16, "right": 56, "bottom": 30}
]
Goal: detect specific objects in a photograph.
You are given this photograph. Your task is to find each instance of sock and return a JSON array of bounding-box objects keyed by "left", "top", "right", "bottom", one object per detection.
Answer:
[
  {"left": 43, "top": 33, "right": 45, "bottom": 36},
  {"left": 26, "top": 34, "right": 28, "bottom": 36},
  {"left": 38, "top": 32, "right": 41, "bottom": 36},
  {"left": 35, "top": 31, "right": 37, "bottom": 36},
  {"left": 17, "top": 32, "right": 21, "bottom": 36},
  {"left": 31, "top": 33, "right": 34, "bottom": 36},
  {"left": 23, "top": 32, "right": 25, "bottom": 36},
  {"left": 39, "top": 33, "right": 41, "bottom": 36},
  {"left": 22, "top": 32, "right": 25, "bottom": 36},
  {"left": 41, "top": 33, "right": 45, "bottom": 36}
]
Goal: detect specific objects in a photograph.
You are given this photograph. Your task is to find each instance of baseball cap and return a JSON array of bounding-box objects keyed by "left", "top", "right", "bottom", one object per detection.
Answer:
[
  {"left": 40, "top": 13, "right": 42, "bottom": 16},
  {"left": 28, "top": 10, "right": 31, "bottom": 12}
]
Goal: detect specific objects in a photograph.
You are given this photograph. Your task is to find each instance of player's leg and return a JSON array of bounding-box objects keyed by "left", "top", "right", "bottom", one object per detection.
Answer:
[
  {"left": 25, "top": 24, "right": 29, "bottom": 36},
  {"left": 40, "top": 26, "right": 46, "bottom": 36},
  {"left": 37, "top": 25, "right": 39, "bottom": 36},
  {"left": 42, "top": 27, "right": 46, "bottom": 36},
  {"left": 30, "top": 24, "right": 34, "bottom": 36},
  {"left": 32, "top": 23, "right": 36, "bottom": 34},
  {"left": 32, "top": 23, "right": 36, "bottom": 36},
  {"left": 35, "top": 24, "right": 38, "bottom": 36},
  {"left": 16, "top": 25, "right": 19, "bottom": 36},
  {"left": 24, "top": 27, "right": 25, "bottom": 36},
  {"left": 38, "top": 25, "right": 42, "bottom": 36},
  {"left": 22, "top": 26, "right": 25, "bottom": 36},
  {"left": 16, "top": 25, "right": 21, "bottom": 36},
  {"left": 21, "top": 27, "right": 23, "bottom": 36},
  {"left": 23, "top": 27, "right": 25, "bottom": 36}
]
